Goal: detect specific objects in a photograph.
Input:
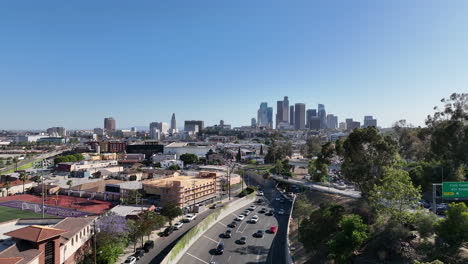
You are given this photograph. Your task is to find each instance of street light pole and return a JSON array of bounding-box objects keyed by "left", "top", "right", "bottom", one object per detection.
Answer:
[{"left": 41, "top": 174, "right": 45, "bottom": 218}]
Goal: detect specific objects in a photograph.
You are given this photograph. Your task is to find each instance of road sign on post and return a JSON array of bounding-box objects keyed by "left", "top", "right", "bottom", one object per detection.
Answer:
[{"left": 442, "top": 182, "right": 468, "bottom": 198}]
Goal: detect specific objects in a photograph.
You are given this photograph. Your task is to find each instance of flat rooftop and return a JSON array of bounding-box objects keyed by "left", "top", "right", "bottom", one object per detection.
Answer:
[{"left": 144, "top": 175, "right": 215, "bottom": 188}]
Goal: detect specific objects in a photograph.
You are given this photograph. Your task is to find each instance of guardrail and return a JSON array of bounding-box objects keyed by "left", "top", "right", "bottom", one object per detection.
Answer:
[
  {"left": 161, "top": 192, "right": 257, "bottom": 264},
  {"left": 285, "top": 194, "right": 296, "bottom": 264}
]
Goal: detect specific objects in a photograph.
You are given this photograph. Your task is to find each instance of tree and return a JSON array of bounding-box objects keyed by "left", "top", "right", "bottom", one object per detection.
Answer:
[
  {"left": 262, "top": 172, "right": 270, "bottom": 182},
  {"left": 260, "top": 145, "right": 264, "bottom": 155},
  {"left": 302, "top": 136, "right": 321, "bottom": 158},
  {"left": 12, "top": 157, "right": 19, "bottom": 171},
  {"left": 435, "top": 202, "right": 468, "bottom": 249},
  {"left": 138, "top": 211, "right": 167, "bottom": 245},
  {"left": 369, "top": 167, "right": 421, "bottom": 222},
  {"left": 96, "top": 213, "right": 129, "bottom": 264},
  {"left": 160, "top": 202, "right": 182, "bottom": 225},
  {"left": 126, "top": 220, "right": 142, "bottom": 252},
  {"left": 129, "top": 175, "right": 137, "bottom": 181},
  {"left": 66, "top": 180, "right": 73, "bottom": 192},
  {"left": 327, "top": 214, "right": 368, "bottom": 263},
  {"left": 180, "top": 153, "right": 199, "bottom": 165},
  {"left": 19, "top": 172, "right": 28, "bottom": 193},
  {"left": 414, "top": 211, "right": 438, "bottom": 239},
  {"left": 236, "top": 148, "right": 242, "bottom": 162},
  {"left": 167, "top": 164, "right": 181, "bottom": 170},
  {"left": 275, "top": 160, "right": 283, "bottom": 175},
  {"left": 341, "top": 127, "right": 399, "bottom": 196},
  {"left": 121, "top": 189, "right": 142, "bottom": 205},
  {"left": 454, "top": 164, "right": 467, "bottom": 182}
]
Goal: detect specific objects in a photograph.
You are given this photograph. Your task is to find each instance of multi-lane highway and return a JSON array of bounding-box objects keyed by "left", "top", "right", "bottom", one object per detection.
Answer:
[{"left": 178, "top": 178, "right": 293, "bottom": 264}]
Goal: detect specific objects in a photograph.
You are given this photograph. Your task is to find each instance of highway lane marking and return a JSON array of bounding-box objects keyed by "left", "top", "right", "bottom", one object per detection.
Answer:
[
  {"left": 228, "top": 255, "right": 232, "bottom": 262},
  {"left": 186, "top": 252, "right": 209, "bottom": 264},
  {"left": 202, "top": 235, "right": 219, "bottom": 244}
]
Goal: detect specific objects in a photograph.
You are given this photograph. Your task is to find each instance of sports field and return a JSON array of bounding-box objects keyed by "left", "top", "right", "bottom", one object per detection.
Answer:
[{"left": 0, "top": 206, "right": 56, "bottom": 222}]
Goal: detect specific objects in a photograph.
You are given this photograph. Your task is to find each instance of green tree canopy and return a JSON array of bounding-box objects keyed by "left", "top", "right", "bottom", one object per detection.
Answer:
[
  {"left": 435, "top": 202, "right": 468, "bottom": 249},
  {"left": 341, "top": 126, "right": 399, "bottom": 196},
  {"left": 180, "top": 153, "right": 199, "bottom": 165},
  {"left": 160, "top": 202, "right": 182, "bottom": 225}
]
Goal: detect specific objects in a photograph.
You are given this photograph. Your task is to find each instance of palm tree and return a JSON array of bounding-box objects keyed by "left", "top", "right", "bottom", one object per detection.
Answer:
[
  {"left": 4, "top": 181, "right": 11, "bottom": 196},
  {"left": 19, "top": 172, "right": 28, "bottom": 194},
  {"left": 66, "top": 180, "right": 73, "bottom": 194},
  {"left": 12, "top": 157, "right": 19, "bottom": 172}
]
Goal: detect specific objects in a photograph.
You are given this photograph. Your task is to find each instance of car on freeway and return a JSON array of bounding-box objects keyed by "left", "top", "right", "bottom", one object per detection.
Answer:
[
  {"left": 143, "top": 240, "right": 154, "bottom": 252},
  {"left": 163, "top": 226, "right": 175, "bottom": 236},
  {"left": 216, "top": 242, "right": 225, "bottom": 254},
  {"left": 249, "top": 205, "right": 256, "bottom": 211},
  {"left": 256, "top": 198, "right": 264, "bottom": 204},
  {"left": 238, "top": 236, "right": 247, "bottom": 244},
  {"left": 275, "top": 196, "right": 281, "bottom": 201},
  {"left": 254, "top": 230, "right": 264, "bottom": 238},
  {"left": 259, "top": 207, "right": 266, "bottom": 213},
  {"left": 228, "top": 221, "right": 237, "bottom": 228},
  {"left": 243, "top": 210, "right": 251, "bottom": 216},
  {"left": 258, "top": 191, "right": 264, "bottom": 196},
  {"left": 184, "top": 214, "right": 197, "bottom": 222},
  {"left": 269, "top": 226, "right": 277, "bottom": 233},
  {"left": 173, "top": 222, "right": 184, "bottom": 230},
  {"left": 436, "top": 203, "right": 449, "bottom": 215},
  {"left": 250, "top": 215, "right": 259, "bottom": 223},
  {"left": 278, "top": 209, "right": 285, "bottom": 215},
  {"left": 236, "top": 215, "right": 245, "bottom": 221},
  {"left": 124, "top": 256, "right": 137, "bottom": 264},
  {"left": 279, "top": 198, "right": 285, "bottom": 203},
  {"left": 224, "top": 229, "right": 232, "bottom": 238}
]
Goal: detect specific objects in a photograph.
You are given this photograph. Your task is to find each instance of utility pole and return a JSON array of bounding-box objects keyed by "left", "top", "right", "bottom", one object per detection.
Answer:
[{"left": 41, "top": 174, "right": 45, "bottom": 218}]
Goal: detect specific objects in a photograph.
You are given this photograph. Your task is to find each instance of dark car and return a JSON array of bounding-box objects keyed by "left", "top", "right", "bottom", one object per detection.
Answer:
[
  {"left": 143, "top": 240, "right": 154, "bottom": 252},
  {"left": 238, "top": 236, "right": 247, "bottom": 244},
  {"left": 216, "top": 242, "right": 225, "bottom": 254},
  {"left": 254, "top": 230, "right": 264, "bottom": 238},
  {"left": 134, "top": 248, "right": 145, "bottom": 260},
  {"left": 163, "top": 226, "right": 175, "bottom": 236},
  {"left": 436, "top": 203, "right": 449, "bottom": 215},
  {"left": 224, "top": 229, "right": 232, "bottom": 238},
  {"left": 228, "top": 221, "right": 237, "bottom": 228}
]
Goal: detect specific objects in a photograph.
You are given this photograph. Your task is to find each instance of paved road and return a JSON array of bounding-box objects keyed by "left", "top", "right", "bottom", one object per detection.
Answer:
[
  {"left": 0, "top": 149, "right": 69, "bottom": 174},
  {"left": 177, "top": 178, "right": 292, "bottom": 264}
]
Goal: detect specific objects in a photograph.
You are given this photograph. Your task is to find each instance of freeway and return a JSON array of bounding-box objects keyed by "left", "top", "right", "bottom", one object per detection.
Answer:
[
  {"left": 0, "top": 148, "right": 69, "bottom": 175},
  {"left": 178, "top": 178, "right": 293, "bottom": 264}
]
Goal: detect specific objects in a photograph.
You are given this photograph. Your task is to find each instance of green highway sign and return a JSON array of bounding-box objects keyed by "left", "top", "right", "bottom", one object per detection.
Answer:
[{"left": 442, "top": 182, "right": 468, "bottom": 198}]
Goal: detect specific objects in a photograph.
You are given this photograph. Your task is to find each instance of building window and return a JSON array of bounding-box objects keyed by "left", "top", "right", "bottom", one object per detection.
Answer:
[
  {"left": 44, "top": 241, "right": 55, "bottom": 264},
  {"left": 71, "top": 237, "right": 74, "bottom": 246}
]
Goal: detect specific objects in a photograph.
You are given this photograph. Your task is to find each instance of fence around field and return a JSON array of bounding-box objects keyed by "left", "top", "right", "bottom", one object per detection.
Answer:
[{"left": 161, "top": 192, "right": 257, "bottom": 264}]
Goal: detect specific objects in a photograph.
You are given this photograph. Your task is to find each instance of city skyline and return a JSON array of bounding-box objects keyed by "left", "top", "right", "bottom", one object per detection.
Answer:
[{"left": 1, "top": 1, "right": 467, "bottom": 129}]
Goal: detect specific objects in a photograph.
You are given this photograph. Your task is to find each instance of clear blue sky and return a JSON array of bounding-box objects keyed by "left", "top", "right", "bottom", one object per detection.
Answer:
[{"left": 1, "top": 0, "right": 467, "bottom": 130}]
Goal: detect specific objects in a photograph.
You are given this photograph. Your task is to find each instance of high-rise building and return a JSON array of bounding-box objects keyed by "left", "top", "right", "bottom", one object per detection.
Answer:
[
  {"left": 267, "top": 107, "right": 273, "bottom": 128},
  {"left": 326, "top": 114, "right": 338, "bottom": 130},
  {"left": 104, "top": 117, "right": 116, "bottom": 131},
  {"left": 171, "top": 113, "right": 177, "bottom": 130},
  {"left": 294, "top": 103, "right": 306, "bottom": 130},
  {"left": 150, "top": 122, "right": 169, "bottom": 139},
  {"left": 348, "top": 121, "right": 361, "bottom": 131},
  {"left": 289, "top": 105, "right": 295, "bottom": 126},
  {"left": 251, "top": 118, "right": 257, "bottom": 127},
  {"left": 309, "top": 117, "right": 321, "bottom": 131},
  {"left": 47, "top": 127, "right": 66, "bottom": 137},
  {"left": 363, "top": 116, "right": 377, "bottom": 128},
  {"left": 257, "top": 102, "right": 269, "bottom": 127},
  {"left": 275, "top": 96, "right": 289, "bottom": 128},
  {"left": 345, "top": 118, "right": 353, "bottom": 129},
  {"left": 339, "top": 122, "right": 346, "bottom": 130},
  {"left": 184, "top": 120, "right": 204, "bottom": 132},
  {"left": 318, "top": 104, "right": 327, "bottom": 129},
  {"left": 306, "top": 109, "right": 317, "bottom": 128}
]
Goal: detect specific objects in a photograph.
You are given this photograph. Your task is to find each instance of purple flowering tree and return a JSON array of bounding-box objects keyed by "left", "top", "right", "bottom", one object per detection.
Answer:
[{"left": 97, "top": 212, "right": 129, "bottom": 237}]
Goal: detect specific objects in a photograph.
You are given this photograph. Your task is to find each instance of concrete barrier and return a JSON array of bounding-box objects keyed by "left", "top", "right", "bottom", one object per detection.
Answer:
[
  {"left": 161, "top": 192, "right": 256, "bottom": 264},
  {"left": 285, "top": 194, "right": 296, "bottom": 264}
]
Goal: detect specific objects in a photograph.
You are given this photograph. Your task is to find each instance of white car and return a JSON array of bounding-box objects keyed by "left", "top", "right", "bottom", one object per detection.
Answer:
[
  {"left": 257, "top": 191, "right": 264, "bottom": 196},
  {"left": 236, "top": 215, "right": 245, "bottom": 221},
  {"left": 185, "top": 214, "right": 197, "bottom": 222},
  {"left": 250, "top": 215, "right": 259, "bottom": 223},
  {"left": 243, "top": 210, "right": 250, "bottom": 216},
  {"left": 249, "top": 205, "right": 256, "bottom": 211},
  {"left": 124, "top": 256, "right": 137, "bottom": 264},
  {"left": 174, "top": 222, "right": 183, "bottom": 230},
  {"left": 275, "top": 197, "right": 281, "bottom": 201},
  {"left": 278, "top": 209, "right": 285, "bottom": 215}
]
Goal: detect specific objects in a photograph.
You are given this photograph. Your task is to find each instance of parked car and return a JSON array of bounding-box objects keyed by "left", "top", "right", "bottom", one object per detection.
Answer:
[
  {"left": 254, "top": 230, "right": 264, "bottom": 238},
  {"left": 184, "top": 214, "right": 197, "bottom": 222},
  {"left": 143, "top": 240, "right": 154, "bottom": 252},
  {"left": 224, "top": 229, "right": 232, "bottom": 238},
  {"left": 124, "top": 256, "right": 137, "bottom": 264},
  {"left": 228, "top": 221, "right": 237, "bottom": 228},
  {"left": 269, "top": 226, "right": 277, "bottom": 233},
  {"left": 163, "top": 226, "right": 175, "bottom": 236},
  {"left": 216, "top": 242, "right": 225, "bottom": 254},
  {"left": 134, "top": 248, "right": 145, "bottom": 260},
  {"left": 238, "top": 236, "right": 247, "bottom": 244},
  {"left": 174, "top": 222, "right": 184, "bottom": 230},
  {"left": 278, "top": 209, "right": 285, "bottom": 215},
  {"left": 236, "top": 215, "right": 245, "bottom": 221}
]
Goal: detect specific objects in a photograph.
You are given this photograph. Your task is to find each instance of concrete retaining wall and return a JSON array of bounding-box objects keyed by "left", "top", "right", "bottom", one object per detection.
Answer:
[{"left": 161, "top": 193, "right": 256, "bottom": 264}]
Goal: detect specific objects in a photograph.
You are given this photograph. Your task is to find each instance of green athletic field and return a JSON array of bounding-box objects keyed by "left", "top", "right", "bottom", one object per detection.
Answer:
[{"left": 0, "top": 206, "right": 57, "bottom": 222}]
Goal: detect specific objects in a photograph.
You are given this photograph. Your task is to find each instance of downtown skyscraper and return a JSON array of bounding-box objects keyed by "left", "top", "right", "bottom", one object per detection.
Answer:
[
  {"left": 275, "top": 96, "right": 289, "bottom": 128},
  {"left": 318, "top": 104, "right": 327, "bottom": 129},
  {"left": 257, "top": 102, "right": 273, "bottom": 128},
  {"left": 294, "top": 103, "right": 306, "bottom": 130}
]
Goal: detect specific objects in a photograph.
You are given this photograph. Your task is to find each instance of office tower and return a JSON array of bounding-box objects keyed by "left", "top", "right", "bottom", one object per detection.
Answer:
[
  {"left": 184, "top": 120, "right": 204, "bottom": 132},
  {"left": 327, "top": 114, "right": 338, "bottom": 130},
  {"left": 257, "top": 103, "right": 269, "bottom": 127},
  {"left": 251, "top": 118, "right": 257, "bottom": 127},
  {"left": 171, "top": 113, "right": 177, "bottom": 130},
  {"left": 276, "top": 101, "right": 283, "bottom": 128},
  {"left": 318, "top": 104, "right": 327, "bottom": 129},
  {"left": 363, "top": 116, "right": 377, "bottom": 128},
  {"left": 348, "top": 121, "right": 361, "bottom": 131},
  {"left": 46, "top": 127, "right": 66, "bottom": 137},
  {"left": 306, "top": 109, "right": 317, "bottom": 128},
  {"left": 345, "top": 118, "right": 353, "bottom": 129},
  {"left": 267, "top": 107, "right": 273, "bottom": 128},
  {"left": 131, "top": 127, "right": 137, "bottom": 132},
  {"left": 309, "top": 117, "right": 321, "bottom": 130},
  {"left": 283, "top": 96, "right": 289, "bottom": 123},
  {"left": 339, "top": 122, "right": 346, "bottom": 130},
  {"left": 290, "top": 105, "right": 295, "bottom": 126},
  {"left": 104, "top": 117, "right": 116, "bottom": 131},
  {"left": 294, "top": 103, "right": 306, "bottom": 130}
]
